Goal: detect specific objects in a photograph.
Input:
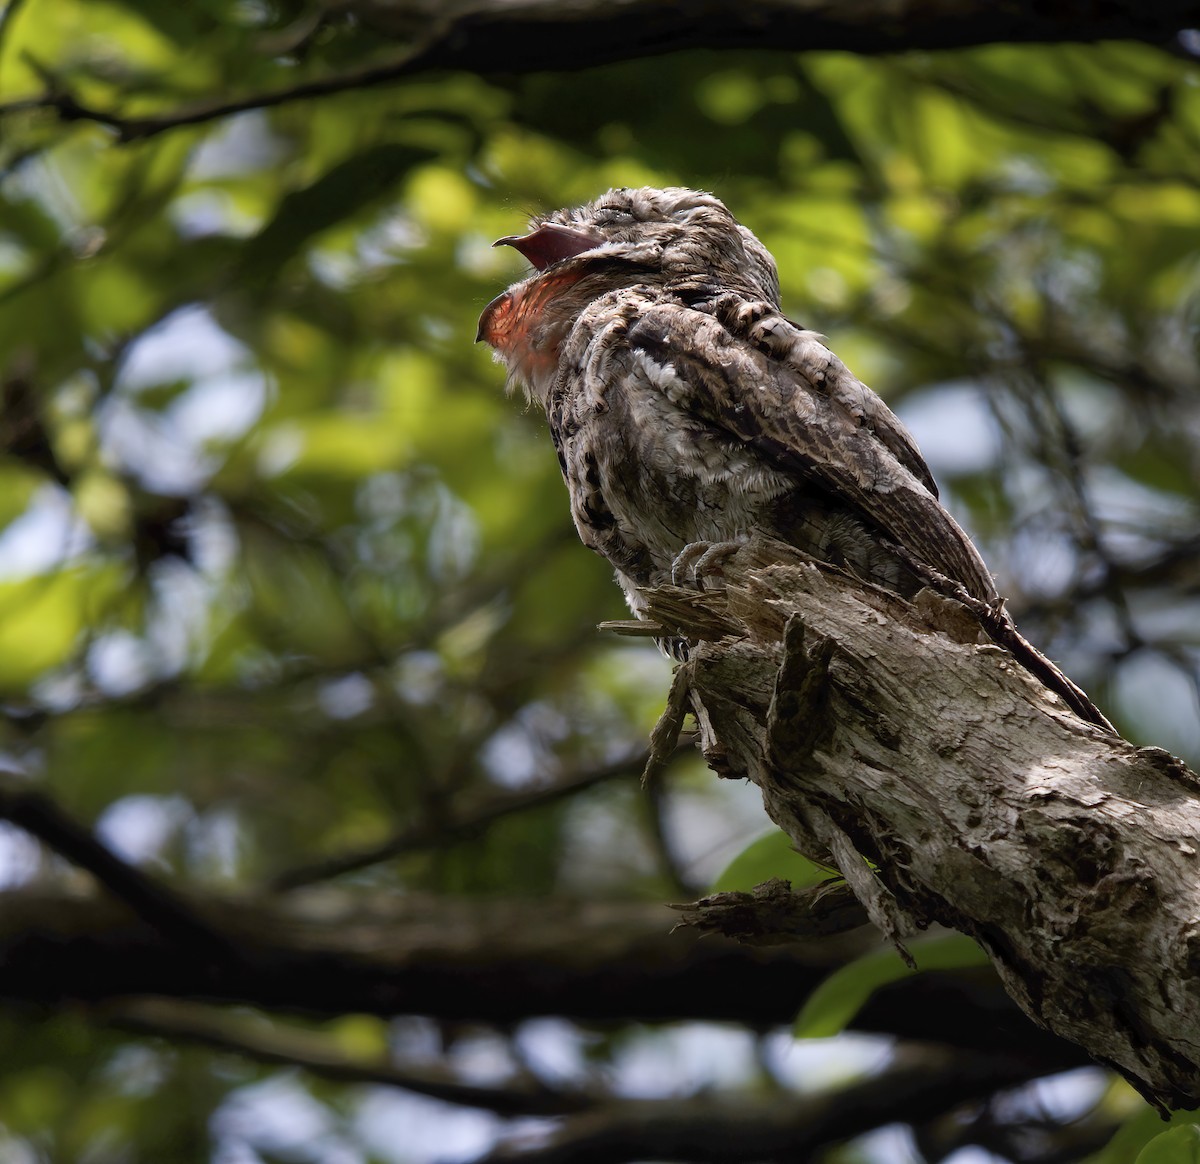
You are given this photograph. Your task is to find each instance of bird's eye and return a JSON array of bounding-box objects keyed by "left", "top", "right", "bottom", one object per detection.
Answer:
[{"left": 593, "top": 206, "right": 634, "bottom": 226}]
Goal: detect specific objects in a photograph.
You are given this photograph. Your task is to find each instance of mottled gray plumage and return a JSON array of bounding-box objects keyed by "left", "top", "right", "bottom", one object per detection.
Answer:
[
  {"left": 478, "top": 186, "right": 996, "bottom": 620},
  {"left": 478, "top": 186, "right": 1114, "bottom": 731}
]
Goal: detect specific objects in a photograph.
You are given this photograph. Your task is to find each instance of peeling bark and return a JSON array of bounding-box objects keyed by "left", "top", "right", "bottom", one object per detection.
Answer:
[{"left": 638, "top": 538, "right": 1200, "bottom": 1108}]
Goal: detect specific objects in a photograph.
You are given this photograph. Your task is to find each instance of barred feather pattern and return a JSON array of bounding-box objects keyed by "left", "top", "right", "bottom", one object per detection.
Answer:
[{"left": 478, "top": 187, "right": 1111, "bottom": 728}]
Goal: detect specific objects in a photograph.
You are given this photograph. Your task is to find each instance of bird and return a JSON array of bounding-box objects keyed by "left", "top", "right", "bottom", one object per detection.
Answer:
[{"left": 477, "top": 185, "right": 1111, "bottom": 730}]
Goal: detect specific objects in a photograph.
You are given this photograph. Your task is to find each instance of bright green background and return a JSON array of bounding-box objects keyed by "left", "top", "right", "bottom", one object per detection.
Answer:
[{"left": 0, "top": 3, "right": 1197, "bottom": 1161}]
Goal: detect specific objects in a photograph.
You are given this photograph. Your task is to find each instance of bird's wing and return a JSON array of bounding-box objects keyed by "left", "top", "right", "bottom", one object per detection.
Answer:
[{"left": 621, "top": 300, "right": 998, "bottom": 602}]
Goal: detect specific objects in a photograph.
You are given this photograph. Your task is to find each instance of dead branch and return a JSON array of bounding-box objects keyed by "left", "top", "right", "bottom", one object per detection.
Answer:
[{"left": 639, "top": 538, "right": 1200, "bottom": 1109}]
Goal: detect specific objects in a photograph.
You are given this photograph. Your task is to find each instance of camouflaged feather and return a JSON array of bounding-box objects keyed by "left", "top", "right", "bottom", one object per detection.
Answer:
[{"left": 481, "top": 186, "right": 997, "bottom": 614}]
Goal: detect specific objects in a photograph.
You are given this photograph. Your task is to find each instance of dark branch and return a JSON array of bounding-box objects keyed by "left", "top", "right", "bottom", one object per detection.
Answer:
[
  {"left": 350, "top": 0, "right": 1200, "bottom": 59},
  {"left": 0, "top": 772, "right": 244, "bottom": 969},
  {"left": 0, "top": 39, "right": 444, "bottom": 141},
  {"left": 670, "top": 877, "right": 868, "bottom": 944},
  {"left": 0, "top": 886, "right": 1088, "bottom": 1069},
  {"left": 1, "top": 0, "right": 1195, "bottom": 142},
  {"left": 470, "top": 1044, "right": 1059, "bottom": 1163}
]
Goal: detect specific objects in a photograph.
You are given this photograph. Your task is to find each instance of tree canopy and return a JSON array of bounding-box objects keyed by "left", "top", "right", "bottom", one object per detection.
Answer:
[{"left": 0, "top": 2, "right": 1198, "bottom": 1162}]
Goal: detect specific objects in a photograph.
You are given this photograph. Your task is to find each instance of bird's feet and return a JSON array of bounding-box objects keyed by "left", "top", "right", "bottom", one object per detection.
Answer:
[{"left": 670, "top": 540, "right": 744, "bottom": 589}]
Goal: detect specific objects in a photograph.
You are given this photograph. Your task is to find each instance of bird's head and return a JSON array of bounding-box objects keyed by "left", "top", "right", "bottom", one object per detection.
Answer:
[
  {"left": 477, "top": 187, "right": 779, "bottom": 400},
  {"left": 496, "top": 187, "right": 779, "bottom": 295}
]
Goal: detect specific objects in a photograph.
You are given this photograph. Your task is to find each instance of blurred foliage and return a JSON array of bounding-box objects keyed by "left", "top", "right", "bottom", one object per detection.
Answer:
[
  {"left": 0, "top": 1, "right": 1197, "bottom": 1161},
  {"left": 793, "top": 935, "right": 990, "bottom": 1040},
  {"left": 1135, "top": 1124, "right": 1200, "bottom": 1164}
]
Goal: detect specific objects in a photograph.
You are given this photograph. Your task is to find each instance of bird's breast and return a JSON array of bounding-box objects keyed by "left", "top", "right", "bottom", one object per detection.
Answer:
[{"left": 559, "top": 357, "right": 791, "bottom": 573}]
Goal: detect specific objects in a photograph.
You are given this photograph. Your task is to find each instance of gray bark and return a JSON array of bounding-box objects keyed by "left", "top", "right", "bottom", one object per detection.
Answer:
[{"left": 637, "top": 538, "right": 1200, "bottom": 1109}]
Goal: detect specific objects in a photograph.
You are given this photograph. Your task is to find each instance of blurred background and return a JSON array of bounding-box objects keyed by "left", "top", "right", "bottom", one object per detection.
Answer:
[{"left": 0, "top": 3, "right": 1198, "bottom": 1161}]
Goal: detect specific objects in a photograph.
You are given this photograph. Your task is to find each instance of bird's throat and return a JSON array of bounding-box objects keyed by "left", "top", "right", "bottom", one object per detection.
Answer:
[{"left": 477, "top": 268, "right": 587, "bottom": 403}]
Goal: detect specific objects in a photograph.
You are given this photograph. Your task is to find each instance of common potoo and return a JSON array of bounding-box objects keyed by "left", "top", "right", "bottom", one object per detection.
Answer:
[{"left": 478, "top": 186, "right": 1110, "bottom": 729}]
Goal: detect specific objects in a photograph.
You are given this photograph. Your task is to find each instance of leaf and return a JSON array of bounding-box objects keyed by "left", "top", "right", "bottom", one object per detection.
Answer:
[
  {"left": 1090, "top": 1107, "right": 1200, "bottom": 1164},
  {"left": 0, "top": 564, "right": 125, "bottom": 691},
  {"left": 711, "top": 829, "right": 830, "bottom": 893},
  {"left": 794, "top": 934, "right": 990, "bottom": 1039},
  {"left": 1137, "top": 1125, "right": 1200, "bottom": 1164}
]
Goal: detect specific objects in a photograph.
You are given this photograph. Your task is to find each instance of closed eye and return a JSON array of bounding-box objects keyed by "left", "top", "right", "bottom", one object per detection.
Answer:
[{"left": 593, "top": 207, "right": 635, "bottom": 225}]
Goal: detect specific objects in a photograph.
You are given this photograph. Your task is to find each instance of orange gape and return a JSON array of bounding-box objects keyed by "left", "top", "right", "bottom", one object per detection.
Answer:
[
  {"left": 476, "top": 186, "right": 1113, "bottom": 730},
  {"left": 477, "top": 267, "right": 586, "bottom": 388}
]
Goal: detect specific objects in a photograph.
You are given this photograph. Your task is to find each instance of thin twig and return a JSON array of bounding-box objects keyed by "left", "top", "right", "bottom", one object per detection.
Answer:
[
  {"left": 641, "top": 766, "right": 700, "bottom": 900},
  {"left": 268, "top": 748, "right": 678, "bottom": 891},
  {"left": 110, "top": 998, "right": 592, "bottom": 1117},
  {"left": 0, "top": 36, "right": 444, "bottom": 143}
]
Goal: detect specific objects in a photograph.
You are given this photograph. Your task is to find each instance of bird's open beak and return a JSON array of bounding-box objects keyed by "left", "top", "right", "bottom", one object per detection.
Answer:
[
  {"left": 476, "top": 289, "right": 513, "bottom": 345},
  {"left": 493, "top": 222, "right": 601, "bottom": 271}
]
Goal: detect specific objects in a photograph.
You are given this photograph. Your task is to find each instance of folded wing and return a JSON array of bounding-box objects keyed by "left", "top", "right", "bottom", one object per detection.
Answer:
[{"left": 623, "top": 301, "right": 998, "bottom": 603}]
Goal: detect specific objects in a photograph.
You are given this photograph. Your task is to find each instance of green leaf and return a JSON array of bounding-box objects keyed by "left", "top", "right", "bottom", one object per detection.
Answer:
[
  {"left": 1137, "top": 1126, "right": 1200, "bottom": 1164},
  {"left": 0, "top": 564, "right": 125, "bottom": 691},
  {"left": 711, "top": 829, "right": 831, "bottom": 893},
  {"left": 794, "top": 934, "right": 990, "bottom": 1039},
  {"left": 1091, "top": 1109, "right": 1200, "bottom": 1164}
]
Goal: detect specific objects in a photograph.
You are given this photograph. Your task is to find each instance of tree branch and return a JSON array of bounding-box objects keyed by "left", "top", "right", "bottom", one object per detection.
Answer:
[
  {"left": 0, "top": 771, "right": 245, "bottom": 971},
  {"left": 469, "top": 1043, "right": 1058, "bottom": 1163},
  {"left": 2, "top": 0, "right": 1196, "bottom": 142},
  {"left": 669, "top": 877, "right": 869, "bottom": 944},
  {"left": 640, "top": 538, "right": 1200, "bottom": 1109},
  {"left": 348, "top": 0, "right": 1200, "bottom": 57},
  {"left": 2, "top": 42, "right": 441, "bottom": 142},
  {"left": 0, "top": 886, "right": 1087, "bottom": 1068},
  {"left": 109, "top": 998, "right": 591, "bottom": 1116},
  {"left": 269, "top": 747, "right": 664, "bottom": 891}
]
